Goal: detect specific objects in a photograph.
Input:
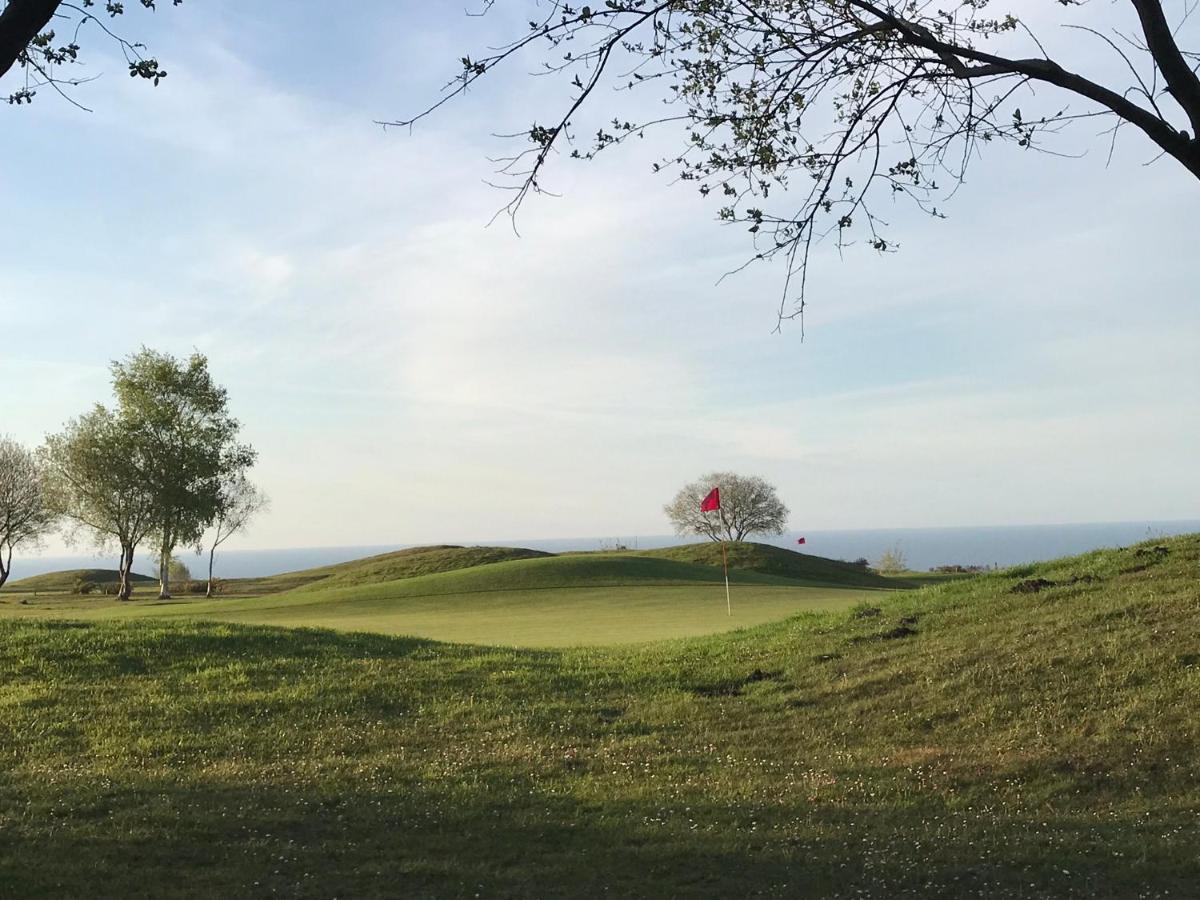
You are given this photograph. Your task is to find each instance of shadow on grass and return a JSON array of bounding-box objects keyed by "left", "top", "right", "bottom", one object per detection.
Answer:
[{"left": 1, "top": 771, "right": 1196, "bottom": 899}]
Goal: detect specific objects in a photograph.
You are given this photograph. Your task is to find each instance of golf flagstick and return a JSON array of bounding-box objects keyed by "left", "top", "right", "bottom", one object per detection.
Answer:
[
  {"left": 699, "top": 486, "right": 729, "bottom": 615},
  {"left": 721, "top": 538, "right": 731, "bottom": 616}
]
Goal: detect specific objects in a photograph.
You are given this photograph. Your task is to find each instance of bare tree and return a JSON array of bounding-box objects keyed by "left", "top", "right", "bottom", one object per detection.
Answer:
[
  {"left": 204, "top": 475, "right": 265, "bottom": 598},
  {"left": 665, "top": 471, "right": 788, "bottom": 542},
  {"left": 397, "top": 1, "right": 1200, "bottom": 326},
  {"left": 0, "top": 436, "right": 56, "bottom": 588}
]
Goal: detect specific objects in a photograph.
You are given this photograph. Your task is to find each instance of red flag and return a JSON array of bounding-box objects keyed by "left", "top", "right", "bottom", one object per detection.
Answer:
[
  {"left": 797, "top": 537, "right": 807, "bottom": 545},
  {"left": 700, "top": 487, "right": 720, "bottom": 512}
]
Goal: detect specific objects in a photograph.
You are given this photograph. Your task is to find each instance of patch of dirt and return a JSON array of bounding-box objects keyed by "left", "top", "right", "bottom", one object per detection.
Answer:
[
  {"left": 1011, "top": 574, "right": 1100, "bottom": 594},
  {"left": 851, "top": 620, "right": 920, "bottom": 643},
  {"left": 813, "top": 652, "right": 841, "bottom": 663},
  {"left": 691, "top": 668, "right": 781, "bottom": 698},
  {"left": 596, "top": 706, "right": 623, "bottom": 724},
  {"left": 692, "top": 682, "right": 743, "bottom": 698},
  {"left": 1135, "top": 545, "right": 1170, "bottom": 558},
  {"left": 1012, "top": 578, "right": 1057, "bottom": 594},
  {"left": 853, "top": 606, "right": 882, "bottom": 619}
]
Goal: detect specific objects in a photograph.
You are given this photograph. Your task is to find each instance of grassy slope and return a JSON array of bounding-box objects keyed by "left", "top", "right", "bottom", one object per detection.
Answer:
[
  {"left": 218, "top": 545, "right": 554, "bottom": 595},
  {"left": 3, "top": 569, "right": 156, "bottom": 592},
  {"left": 637, "top": 541, "right": 909, "bottom": 588},
  {"left": 3, "top": 553, "right": 886, "bottom": 646},
  {"left": 1, "top": 535, "right": 1197, "bottom": 897}
]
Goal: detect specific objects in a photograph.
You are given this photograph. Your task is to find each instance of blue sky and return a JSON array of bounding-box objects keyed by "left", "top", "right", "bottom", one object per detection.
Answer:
[{"left": 3, "top": 1, "right": 1198, "bottom": 554}]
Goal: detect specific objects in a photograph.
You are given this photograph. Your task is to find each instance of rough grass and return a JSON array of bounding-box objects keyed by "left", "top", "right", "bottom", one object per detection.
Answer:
[
  {"left": 636, "top": 541, "right": 909, "bottom": 588},
  {"left": 0, "top": 535, "right": 1197, "bottom": 897},
  {"left": 2, "top": 568, "right": 156, "bottom": 592},
  {"left": 219, "top": 544, "right": 554, "bottom": 595}
]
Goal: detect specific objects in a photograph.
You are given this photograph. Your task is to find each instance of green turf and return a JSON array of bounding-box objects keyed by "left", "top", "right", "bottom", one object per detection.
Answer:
[
  {"left": 2, "top": 568, "right": 156, "bottom": 592},
  {"left": 633, "top": 541, "right": 911, "bottom": 587},
  {"left": 2, "top": 544, "right": 892, "bottom": 645},
  {"left": 94, "top": 584, "right": 876, "bottom": 645},
  {"left": 0, "top": 534, "right": 1196, "bottom": 896},
  {"left": 218, "top": 544, "right": 554, "bottom": 595}
]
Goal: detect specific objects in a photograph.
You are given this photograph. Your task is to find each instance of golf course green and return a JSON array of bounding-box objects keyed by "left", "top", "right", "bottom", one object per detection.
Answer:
[
  {"left": 0, "top": 542, "right": 900, "bottom": 646},
  {"left": 1, "top": 536, "right": 1196, "bottom": 897}
]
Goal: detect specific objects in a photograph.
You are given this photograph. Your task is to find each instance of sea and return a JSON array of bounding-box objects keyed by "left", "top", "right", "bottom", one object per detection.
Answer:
[{"left": 11, "top": 519, "right": 1200, "bottom": 582}]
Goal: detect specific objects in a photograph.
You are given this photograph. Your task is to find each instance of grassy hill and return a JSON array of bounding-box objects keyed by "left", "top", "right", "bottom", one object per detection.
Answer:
[
  {"left": 220, "top": 544, "right": 554, "bottom": 595},
  {"left": 4, "top": 551, "right": 889, "bottom": 645},
  {"left": 3, "top": 568, "right": 156, "bottom": 592},
  {"left": 2, "top": 543, "right": 904, "bottom": 646},
  {"left": 637, "top": 541, "right": 908, "bottom": 587},
  {"left": 0, "top": 534, "right": 1195, "bottom": 896}
]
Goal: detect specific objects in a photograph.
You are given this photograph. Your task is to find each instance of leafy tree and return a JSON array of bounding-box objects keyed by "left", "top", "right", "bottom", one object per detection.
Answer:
[
  {"left": 0, "top": 0, "right": 177, "bottom": 107},
  {"left": 111, "top": 348, "right": 255, "bottom": 600},
  {"left": 41, "top": 407, "right": 156, "bottom": 600},
  {"left": 204, "top": 474, "right": 266, "bottom": 598},
  {"left": 397, "top": 1, "right": 1200, "bottom": 323},
  {"left": 167, "top": 554, "right": 191, "bottom": 586},
  {"left": 875, "top": 544, "right": 908, "bottom": 575},
  {"left": 665, "top": 472, "right": 788, "bottom": 542},
  {"left": 0, "top": 436, "right": 56, "bottom": 588}
]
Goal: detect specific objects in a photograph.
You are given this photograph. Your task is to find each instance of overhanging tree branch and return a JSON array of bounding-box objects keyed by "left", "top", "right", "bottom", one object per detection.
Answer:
[
  {"left": 0, "top": 0, "right": 60, "bottom": 79},
  {"left": 1128, "top": 0, "right": 1200, "bottom": 137},
  {"left": 400, "top": 1, "right": 1200, "bottom": 325}
]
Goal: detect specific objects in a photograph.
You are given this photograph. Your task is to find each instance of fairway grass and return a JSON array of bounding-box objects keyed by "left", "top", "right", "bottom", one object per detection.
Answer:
[
  {"left": 2, "top": 543, "right": 892, "bottom": 646},
  {"left": 1, "top": 534, "right": 1197, "bottom": 897},
  {"left": 88, "top": 584, "right": 877, "bottom": 645}
]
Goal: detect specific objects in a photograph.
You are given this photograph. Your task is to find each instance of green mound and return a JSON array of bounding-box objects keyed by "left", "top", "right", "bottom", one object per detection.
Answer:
[
  {"left": 0, "top": 534, "right": 1197, "bottom": 896},
  {"left": 3, "top": 568, "right": 156, "bottom": 592},
  {"left": 638, "top": 540, "right": 908, "bottom": 587},
  {"left": 225, "top": 544, "right": 554, "bottom": 595},
  {"left": 293, "top": 552, "right": 802, "bottom": 596}
]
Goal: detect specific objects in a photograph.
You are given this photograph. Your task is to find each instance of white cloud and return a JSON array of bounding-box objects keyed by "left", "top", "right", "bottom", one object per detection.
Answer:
[{"left": 5, "top": 2, "right": 1198, "bottom": 553}]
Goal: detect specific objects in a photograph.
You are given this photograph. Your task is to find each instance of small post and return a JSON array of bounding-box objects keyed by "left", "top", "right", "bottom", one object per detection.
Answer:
[{"left": 721, "top": 539, "right": 731, "bottom": 616}]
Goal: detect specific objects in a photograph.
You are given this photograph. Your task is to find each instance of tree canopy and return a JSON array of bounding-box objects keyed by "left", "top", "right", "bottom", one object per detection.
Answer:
[
  {"left": 203, "top": 473, "right": 266, "bottom": 597},
  {"left": 0, "top": 436, "right": 55, "bottom": 588},
  {"left": 5, "top": 2, "right": 1197, "bottom": 324},
  {"left": 111, "top": 348, "right": 256, "bottom": 599},
  {"left": 665, "top": 471, "right": 789, "bottom": 542},
  {"left": 42, "top": 405, "right": 156, "bottom": 599},
  {"left": 395, "top": 0, "right": 1200, "bottom": 325},
  {"left": 41, "top": 348, "right": 256, "bottom": 600}
]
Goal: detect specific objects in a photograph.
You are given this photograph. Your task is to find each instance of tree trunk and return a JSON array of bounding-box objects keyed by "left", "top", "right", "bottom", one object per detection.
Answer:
[
  {"left": 158, "top": 546, "right": 171, "bottom": 600},
  {"left": 0, "top": 542, "right": 11, "bottom": 589},
  {"left": 206, "top": 543, "right": 216, "bottom": 598},
  {"left": 117, "top": 544, "right": 135, "bottom": 600},
  {"left": 0, "top": 0, "right": 62, "bottom": 80}
]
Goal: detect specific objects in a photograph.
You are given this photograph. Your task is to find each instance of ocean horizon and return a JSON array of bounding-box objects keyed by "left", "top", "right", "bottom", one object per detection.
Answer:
[{"left": 10, "top": 518, "right": 1199, "bottom": 583}]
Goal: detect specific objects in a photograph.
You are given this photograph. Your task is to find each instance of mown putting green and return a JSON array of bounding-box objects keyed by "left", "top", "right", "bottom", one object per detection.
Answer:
[{"left": 1, "top": 543, "right": 896, "bottom": 646}]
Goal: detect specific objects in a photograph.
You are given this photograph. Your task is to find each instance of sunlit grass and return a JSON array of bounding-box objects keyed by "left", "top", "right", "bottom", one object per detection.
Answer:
[{"left": 1, "top": 535, "right": 1197, "bottom": 896}]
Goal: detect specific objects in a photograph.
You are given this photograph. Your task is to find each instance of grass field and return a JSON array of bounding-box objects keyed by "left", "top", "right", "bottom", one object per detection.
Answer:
[
  {"left": 0, "top": 535, "right": 1197, "bottom": 896},
  {"left": 0, "top": 543, "right": 894, "bottom": 645}
]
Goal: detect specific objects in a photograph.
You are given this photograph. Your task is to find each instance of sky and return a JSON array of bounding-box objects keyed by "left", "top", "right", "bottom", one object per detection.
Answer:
[{"left": 2, "top": 0, "right": 1197, "bottom": 555}]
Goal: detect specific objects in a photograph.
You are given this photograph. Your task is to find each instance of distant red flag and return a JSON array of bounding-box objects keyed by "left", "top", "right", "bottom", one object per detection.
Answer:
[
  {"left": 797, "top": 537, "right": 807, "bottom": 545},
  {"left": 700, "top": 487, "right": 721, "bottom": 512}
]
